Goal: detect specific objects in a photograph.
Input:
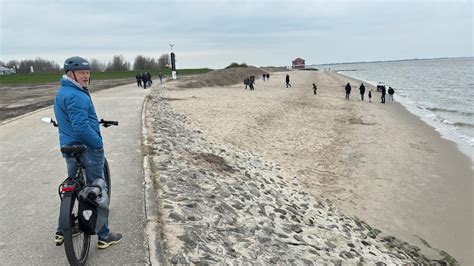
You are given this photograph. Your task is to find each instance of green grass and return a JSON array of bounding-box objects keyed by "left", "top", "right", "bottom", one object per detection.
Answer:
[{"left": 0, "top": 68, "right": 213, "bottom": 85}]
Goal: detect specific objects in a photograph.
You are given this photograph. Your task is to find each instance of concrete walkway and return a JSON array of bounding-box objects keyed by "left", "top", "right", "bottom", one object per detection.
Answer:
[{"left": 0, "top": 83, "right": 150, "bottom": 265}]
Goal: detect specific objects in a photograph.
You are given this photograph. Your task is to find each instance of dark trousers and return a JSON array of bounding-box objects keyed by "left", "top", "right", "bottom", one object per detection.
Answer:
[{"left": 381, "top": 94, "right": 385, "bottom": 103}]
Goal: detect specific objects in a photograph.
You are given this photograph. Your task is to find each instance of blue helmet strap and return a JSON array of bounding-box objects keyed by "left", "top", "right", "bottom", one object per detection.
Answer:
[
  {"left": 71, "top": 70, "right": 91, "bottom": 88},
  {"left": 72, "top": 71, "right": 78, "bottom": 83}
]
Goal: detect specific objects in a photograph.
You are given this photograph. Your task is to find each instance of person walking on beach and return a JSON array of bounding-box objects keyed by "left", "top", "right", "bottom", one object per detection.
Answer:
[
  {"left": 158, "top": 72, "right": 164, "bottom": 84},
  {"left": 368, "top": 89, "right": 372, "bottom": 103},
  {"left": 359, "top": 83, "right": 366, "bottom": 101},
  {"left": 146, "top": 72, "right": 152, "bottom": 87},
  {"left": 266, "top": 73, "right": 270, "bottom": 80},
  {"left": 345, "top": 82, "right": 352, "bottom": 100},
  {"left": 135, "top": 73, "right": 142, "bottom": 87},
  {"left": 142, "top": 73, "right": 148, "bottom": 89},
  {"left": 381, "top": 85, "right": 386, "bottom": 103},
  {"left": 262, "top": 74, "right": 266, "bottom": 81},
  {"left": 244, "top": 77, "right": 249, "bottom": 89},
  {"left": 249, "top": 76, "right": 255, "bottom": 91},
  {"left": 53, "top": 56, "right": 122, "bottom": 248},
  {"left": 285, "top": 74, "right": 291, "bottom": 88},
  {"left": 388, "top": 86, "right": 395, "bottom": 102},
  {"left": 312, "top": 83, "right": 317, "bottom": 95}
]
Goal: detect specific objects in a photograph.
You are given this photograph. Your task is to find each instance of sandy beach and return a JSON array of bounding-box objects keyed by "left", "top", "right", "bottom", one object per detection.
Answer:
[{"left": 155, "top": 70, "right": 473, "bottom": 264}]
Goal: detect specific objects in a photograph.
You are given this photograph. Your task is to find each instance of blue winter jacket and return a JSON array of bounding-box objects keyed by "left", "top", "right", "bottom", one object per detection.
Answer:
[{"left": 54, "top": 75, "right": 103, "bottom": 150}]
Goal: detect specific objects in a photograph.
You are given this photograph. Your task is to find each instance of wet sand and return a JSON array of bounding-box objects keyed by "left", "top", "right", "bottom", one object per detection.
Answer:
[{"left": 160, "top": 70, "right": 473, "bottom": 264}]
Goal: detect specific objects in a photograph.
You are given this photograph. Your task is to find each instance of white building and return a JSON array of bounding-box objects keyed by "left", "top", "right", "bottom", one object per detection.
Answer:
[{"left": 0, "top": 66, "right": 16, "bottom": 75}]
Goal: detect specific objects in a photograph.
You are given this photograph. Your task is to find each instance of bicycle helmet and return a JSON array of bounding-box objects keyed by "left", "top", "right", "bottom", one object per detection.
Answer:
[{"left": 64, "top": 56, "right": 91, "bottom": 73}]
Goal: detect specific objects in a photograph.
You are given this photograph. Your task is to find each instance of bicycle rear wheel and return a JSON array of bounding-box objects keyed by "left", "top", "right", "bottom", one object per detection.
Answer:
[
  {"left": 104, "top": 157, "right": 111, "bottom": 200},
  {"left": 62, "top": 194, "right": 91, "bottom": 266}
]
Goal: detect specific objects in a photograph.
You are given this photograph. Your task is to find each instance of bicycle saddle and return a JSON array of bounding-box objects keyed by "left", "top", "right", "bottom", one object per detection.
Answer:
[{"left": 60, "top": 145, "right": 87, "bottom": 155}]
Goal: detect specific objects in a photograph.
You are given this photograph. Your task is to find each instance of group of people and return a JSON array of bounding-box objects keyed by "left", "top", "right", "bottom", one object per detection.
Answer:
[
  {"left": 376, "top": 84, "right": 395, "bottom": 103},
  {"left": 244, "top": 73, "right": 273, "bottom": 90},
  {"left": 244, "top": 75, "right": 256, "bottom": 90},
  {"left": 243, "top": 73, "right": 395, "bottom": 104},
  {"left": 242, "top": 74, "right": 295, "bottom": 90},
  {"left": 135, "top": 72, "right": 152, "bottom": 89},
  {"left": 345, "top": 82, "right": 395, "bottom": 103},
  {"left": 135, "top": 72, "right": 165, "bottom": 89},
  {"left": 244, "top": 73, "right": 292, "bottom": 90},
  {"left": 262, "top": 73, "right": 270, "bottom": 81}
]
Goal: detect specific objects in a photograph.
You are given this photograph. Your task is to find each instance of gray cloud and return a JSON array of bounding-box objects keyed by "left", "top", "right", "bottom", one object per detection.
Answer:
[{"left": 1, "top": 0, "right": 472, "bottom": 68}]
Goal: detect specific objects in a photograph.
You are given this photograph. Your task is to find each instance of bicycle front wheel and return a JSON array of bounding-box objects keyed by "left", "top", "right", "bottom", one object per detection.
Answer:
[{"left": 61, "top": 194, "right": 91, "bottom": 266}]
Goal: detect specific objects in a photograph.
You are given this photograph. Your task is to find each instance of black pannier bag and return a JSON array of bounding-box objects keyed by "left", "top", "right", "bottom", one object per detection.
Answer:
[{"left": 77, "top": 194, "right": 99, "bottom": 235}]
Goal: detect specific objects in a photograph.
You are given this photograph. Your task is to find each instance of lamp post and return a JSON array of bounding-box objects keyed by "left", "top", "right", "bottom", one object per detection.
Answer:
[{"left": 169, "top": 44, "right": 176, "bottom": 80}]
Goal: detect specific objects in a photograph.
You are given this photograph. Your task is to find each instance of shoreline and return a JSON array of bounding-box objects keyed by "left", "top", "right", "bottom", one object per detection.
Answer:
[
  {"left": 336, "top": 71, "right": 474, "bottom": 163},
  {"left": 157, "top": 70, "right": 472, "bottom": 264}
]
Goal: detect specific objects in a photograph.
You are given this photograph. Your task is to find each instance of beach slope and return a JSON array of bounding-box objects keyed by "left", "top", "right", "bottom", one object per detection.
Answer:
[{"left": 145, "top": 69, "right": 471, "bottom": 264}]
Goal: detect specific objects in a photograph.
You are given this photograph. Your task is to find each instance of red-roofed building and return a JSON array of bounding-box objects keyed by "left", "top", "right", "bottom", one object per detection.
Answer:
[{"left": 292, "top": 58, "right": 305, "bottom": 69}]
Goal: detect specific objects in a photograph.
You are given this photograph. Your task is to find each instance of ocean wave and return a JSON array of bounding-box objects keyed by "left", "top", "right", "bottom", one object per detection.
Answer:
[
  {"left": 417, "top": 104, "right": 427, "bottom": 110},
  {"left": 423, "top": 113, "right": 474, "bottom": 128},
  {"left": 453, "top": 122, "right": 474, "bottom": 129},
  {"left": 425, "top": 107, "right": 474, "bottom": 117},
  {"left": 441, "top": 119, "right": 454, "bottom": 125}
]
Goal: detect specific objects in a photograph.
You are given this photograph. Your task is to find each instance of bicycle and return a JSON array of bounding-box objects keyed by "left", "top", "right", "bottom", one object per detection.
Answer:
[{"left": 42, "top": 117, "right": 118, "bottom": 266}]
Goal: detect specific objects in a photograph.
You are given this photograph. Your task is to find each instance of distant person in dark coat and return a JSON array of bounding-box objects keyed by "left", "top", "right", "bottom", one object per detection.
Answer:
[
  {"left": 266, "top": 73, "right": 270, "bottom": 80},
  {"left": 345, "top": 82, "right": 351, "bottom": 100},
  {"left": 368, "top": 89, "right": 372, "bottom": 103},
  {"left": 158, "top": 73, "right": 164, "bottom": 84},
  {"left": 142, "top": 73, "right": 148, "bottom": 89},
  {"left": 135, "top": 73, "right": 142, "bottom": 87},
  {"left": 312, "top": 83, "right": 317, "bottom": 95},
  {"left": 146, "top": 72, "right": 152, "bottom": 87},
  {"left": 244, "top": 77, "right": 249, "bottom": 89},
  {"left": 359, "top": 83, "right": 366, "bottom": 101},
  {"left": 388, "top": 87, "right": 395, "bottom": 102},
  {"left": 381, "top": 86, "right": 386, "bottom": 103},
  {"left": 249, "top": 76, "right": 255, "bottom": 91},
  {"left": 285, "top": 74, "right": 291, "bottom": 88},
  {"left": 262, "top": 74, "right": 266, "bottom": 81}
]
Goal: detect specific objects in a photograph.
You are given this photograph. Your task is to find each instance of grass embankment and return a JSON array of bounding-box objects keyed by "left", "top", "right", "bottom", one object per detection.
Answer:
[{"left": 0, "top": 68, "right": 212, "bottom": 85}]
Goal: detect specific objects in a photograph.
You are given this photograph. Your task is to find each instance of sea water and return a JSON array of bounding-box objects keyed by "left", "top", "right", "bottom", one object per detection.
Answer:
[{"left": 318, "top": 57, "right": 474, "bottom": 159}]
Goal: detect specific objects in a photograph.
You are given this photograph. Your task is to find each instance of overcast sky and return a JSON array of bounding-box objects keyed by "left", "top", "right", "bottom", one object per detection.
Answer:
[{"left": 1, "top": 0, "right": 472, "bottom": 69}]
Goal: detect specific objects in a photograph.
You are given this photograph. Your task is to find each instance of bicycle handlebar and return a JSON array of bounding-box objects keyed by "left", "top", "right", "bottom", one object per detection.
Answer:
[
  {"left": 42, "top": 117, "right": 118, "bottom": 128},
  {"left": 99, "top": 119, "right": 119, "bottom": 128}
]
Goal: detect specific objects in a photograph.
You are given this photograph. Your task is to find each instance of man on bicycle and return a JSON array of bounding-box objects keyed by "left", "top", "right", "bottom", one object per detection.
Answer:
[{"left": 53, "top": 56, "right": 122, "bottom": 249}]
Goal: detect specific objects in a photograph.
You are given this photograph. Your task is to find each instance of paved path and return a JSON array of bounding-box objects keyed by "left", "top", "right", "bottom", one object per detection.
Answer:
[{"left": 0, "top": 83, "right": 150, "bottom": 265}]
